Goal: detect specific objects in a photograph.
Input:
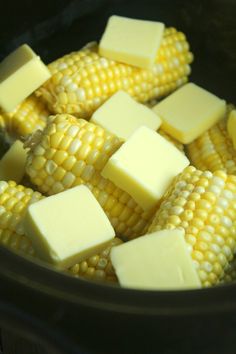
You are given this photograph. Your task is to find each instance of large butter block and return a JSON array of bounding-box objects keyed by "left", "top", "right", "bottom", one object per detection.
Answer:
[
  {"left": 101, "top": 126, "right": 189, "bottom": 210},
  {"left": 153, "top": 83, "right": 226, "bottom": 144},
  {"left": 227, "top": 110, "right": 236, "bottom": 149},
  {"left": 99, "top": 15, "right": 165, "bottom": 69},
  {"left": 0, "top": 140, "right": 27, "bottom": 183},
  {"left": 24, "top": 185, "right": 115, "bottom": 269},
  {"left": 90, "top": 90, "right": 162, "bottom": 140},
  {"left": 0, "top": 44, "right": 51, "bottom": 112},
  {"left": 111, "top": 229, "right": 201, "bottom": 290}
]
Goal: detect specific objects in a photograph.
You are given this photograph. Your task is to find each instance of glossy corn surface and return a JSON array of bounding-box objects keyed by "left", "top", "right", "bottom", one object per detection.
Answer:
[
  {"left": 186, "top": 106, "right": 236, "bottom": 174},
  {"left": 25, "top": 114, "right": 157, "bottom": 239},
  {"left": 36, "top": 28, "right": 193, "bottom": 118},
  {"left": 148, "top": 166, "right": 236, "bottom": 287}
]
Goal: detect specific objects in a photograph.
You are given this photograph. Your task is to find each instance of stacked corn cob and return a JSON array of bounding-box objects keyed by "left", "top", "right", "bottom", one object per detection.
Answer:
[
  {"left": 186, "top": 106, "right": 236, "bottom": 174},
  {"left": 1, "top": 22, "right": 236, "bottom": 290},
  {"left": 36, "top": 28, "right": 193, "bottom": 118},
  {"left": 148, "top": 166, "right": 236, "bottom": 287}
]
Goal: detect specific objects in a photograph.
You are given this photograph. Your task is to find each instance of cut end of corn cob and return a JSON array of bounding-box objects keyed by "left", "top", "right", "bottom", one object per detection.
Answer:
[
  {"left": 36, "top": 27, "right": 193, "bottom": 118},
  {"left": 186, "top": 105, "right": 236, "bottom": 174},
  {"left": 25, "top": 114, "right": 157, "bottom": 239},
  {"left": 0, "top": 94, "right": 50, "bottom": 143},
  {"left": 148, "top": 166, "right": 236, "bottom": 287}
]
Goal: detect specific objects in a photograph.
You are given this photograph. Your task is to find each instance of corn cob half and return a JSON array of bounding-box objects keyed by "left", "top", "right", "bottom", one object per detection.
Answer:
[
  {"left": 25, "top": 114, "right": 158, "bottom": 239},
  {"left": 36, "top": 28, "right": 193, "bottom": 118},
  {"left": 0, "top": 95, "right": 50, "bottom": 143},
  {"left": 148, "top": 166, "right": 236, "bottom": 287},
  {"left": 186, "top": 106, "right": 236, "bottom": 174},
  {"left": 0, "top": 180, "right": 121, "bottom": 283}
]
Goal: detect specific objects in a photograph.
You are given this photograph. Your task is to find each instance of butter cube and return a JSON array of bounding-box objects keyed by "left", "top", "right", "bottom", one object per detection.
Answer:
[
  {"left": 0, "top": 140, "right": 27, "bottom": 183},
  {"left": 24, "top": 185, "right": 115, "bottom": 269},
  {"left": 227, "top": 110, "right": 236, "bottom": 149},
  {"left": 153, "top": 83, "right": 226, "bottom": 144},
  {"left": 101, "top": 126, "right": 189, "bottom": 210},
  {"left": 90, "top": 91, "right": 162, "bottom": 140},
  {"left": 0, "top": 44, "right": 51, "bottom": 112},
  {"left": 99, "top": 15, "right": 165, "bottom": 69},
  {"left": 111, "top": 229, "right": 201, "bottom": 290}
]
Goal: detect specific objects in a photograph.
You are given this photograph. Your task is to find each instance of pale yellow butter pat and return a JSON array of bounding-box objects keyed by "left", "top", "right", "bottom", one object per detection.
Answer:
[
  {"left": 0, "top": 140, "right": 27, "bottom": 183},
  {"left": 101, "top": 126, "right": 189, "bottom": 211},
  {"left": 0, "top": 44, "right": 51, "bottom": 112},
  {"left": 111, "top": 229, "right": 201, "bottom": 290},
  {"left": 227, "top": 110, "right": 236, "bottom": 148},
  {"left": 153, "top": 83, "right": 226, "bottom": 144},
  {"left": 24, "top": 185, "right": 115, "bottom": 269},
  {"left": 99, "top": 15, "right": 165, "bottom": 69},
  {"left": 90, "top": 91, "right": 162, "bottom": 140}
]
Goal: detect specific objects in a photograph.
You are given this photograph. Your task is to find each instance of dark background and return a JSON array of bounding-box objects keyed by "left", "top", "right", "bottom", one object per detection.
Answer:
[
  {"left": 0, "top": 0, "right": 235, "bottom": 102},
  {"left": 0, "top": 1, "right": 236, "bottom": 354}
]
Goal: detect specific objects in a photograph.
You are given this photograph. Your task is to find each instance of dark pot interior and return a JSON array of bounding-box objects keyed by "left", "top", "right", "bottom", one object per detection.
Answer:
[{"left": 0, "top": 1, "right": 236, "bottom": 354}]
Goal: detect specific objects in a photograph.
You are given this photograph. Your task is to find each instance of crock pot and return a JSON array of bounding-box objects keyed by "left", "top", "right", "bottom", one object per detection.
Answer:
[{"left": 0, "top": 1, "right": 236, "bottom": 353}]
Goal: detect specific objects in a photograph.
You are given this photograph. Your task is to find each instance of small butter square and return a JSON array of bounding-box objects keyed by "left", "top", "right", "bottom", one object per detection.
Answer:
[
  {"left": 111, "top": 229, "right": 201, "bottom": 290},
  {"left": 152, "top": 83, "right": 226, "bottom": 144},
  {"left": 99, "top": 15, "right": 165, "bottom": 69},
  {"left": 24, "top": 185, "right": 115, "bottom": 269},
  {"left": 0, "top": 140, "right": 27, "bottom": 183},
  {"left": 0, "top": 44, "right": 51, "bottom": 112},
  {"left": 90, "top": 91, "right": 162, "bottom": 140},
  {"left": 101, "top": 126, "right": 189, "bottom": 211}
]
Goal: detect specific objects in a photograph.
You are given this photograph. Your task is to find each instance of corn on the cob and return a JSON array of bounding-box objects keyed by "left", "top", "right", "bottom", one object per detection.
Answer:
[
  {"left": 0, "top": 180, "right": 43, "bottom": 255},
  {"left": 25, "top": 114, "right": 157, "bottom": 238},
  {"left": 0, "top": 180, "right": 122, "bottom": 283},
  {"left": 148, "top": 166, "right": 236, "bottom": 287},
  {"left": 36, "top": 28, "right": 193, "bottom": 118},
  {"left": 0, "top": 95, "right": 50, "bottom": 143},
  {"left": 186, "top": 106, "right": 236, "bottom": 174},
  {"left": 68, "top": 237, "right": 123, "bottom": 282}
]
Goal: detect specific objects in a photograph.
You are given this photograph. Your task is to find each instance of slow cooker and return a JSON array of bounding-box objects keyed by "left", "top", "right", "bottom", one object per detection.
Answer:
[{"left": 0, "top": 0, "right": 236, "bottom": 353}]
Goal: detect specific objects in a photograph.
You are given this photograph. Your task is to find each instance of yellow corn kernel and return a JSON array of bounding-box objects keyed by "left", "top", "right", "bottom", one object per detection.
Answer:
[
  {"left": 0, "top": 180, "right": 43, "bottom": 255},
  {"left": 68, "top": 237, "right": 123, "bottom": 282},
  {"left": 148, "top": 166, "right": 236, "bottom": 287},
  {"left": 221, "top": 258, "right": 236, "bottom": 283},
  {"left": 36, "top": 28, "right": 193, "bottom": 118}
]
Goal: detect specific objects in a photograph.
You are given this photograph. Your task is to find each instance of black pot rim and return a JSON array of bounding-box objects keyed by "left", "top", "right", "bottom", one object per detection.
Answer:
[{"left": 1, "top": 245, "right": 236, "bottom": 317}]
